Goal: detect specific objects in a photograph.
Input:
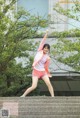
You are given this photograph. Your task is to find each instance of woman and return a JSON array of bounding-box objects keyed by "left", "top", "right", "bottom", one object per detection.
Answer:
[{"left": 21, "top": 30, "right": 54, "bottom": 97}]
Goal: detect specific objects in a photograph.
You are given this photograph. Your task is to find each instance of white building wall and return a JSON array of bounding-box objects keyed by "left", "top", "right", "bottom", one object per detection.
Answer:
[
  {"left": 48, "top": 0, "right": 68, "bottom": 32},
  {"left": 6, "top": 0, "right": 79, "bottom": 32}
]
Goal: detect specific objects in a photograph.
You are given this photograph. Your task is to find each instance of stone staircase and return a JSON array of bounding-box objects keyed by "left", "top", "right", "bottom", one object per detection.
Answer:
[{"left": 0, "top": 96, "right": 80, "bottom": 118}]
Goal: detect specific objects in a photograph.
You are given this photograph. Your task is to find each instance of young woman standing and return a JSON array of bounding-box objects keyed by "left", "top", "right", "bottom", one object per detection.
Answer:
[{"left": 21, "top": 31, "right": 54, "bottom": 97}]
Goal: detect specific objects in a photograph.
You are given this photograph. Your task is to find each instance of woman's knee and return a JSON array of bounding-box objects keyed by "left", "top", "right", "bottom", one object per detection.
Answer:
[{"left": 31, "top": 84, "right": 37, "bottom": 90}]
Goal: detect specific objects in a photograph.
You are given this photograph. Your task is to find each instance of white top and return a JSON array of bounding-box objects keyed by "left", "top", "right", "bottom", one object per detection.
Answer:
[{"left": 34, "top": 54, "right": 48, "bottom": 71}]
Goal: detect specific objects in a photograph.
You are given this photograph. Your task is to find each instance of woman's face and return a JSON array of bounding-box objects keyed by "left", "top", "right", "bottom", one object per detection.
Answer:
[{"left": 43, "top": 46, "right": 49, "bottom": 54}]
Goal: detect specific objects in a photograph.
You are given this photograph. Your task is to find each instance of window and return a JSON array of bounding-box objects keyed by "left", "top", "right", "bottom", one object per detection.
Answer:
[
  {"left": 59, "top": 0, "right": 80, "bottom": 30},
  {"left": 17, "top": 0, "right": 48, "bottom": 18}
]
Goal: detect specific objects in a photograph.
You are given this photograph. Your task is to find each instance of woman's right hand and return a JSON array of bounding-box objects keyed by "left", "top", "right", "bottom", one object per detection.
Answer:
[{"left": 46, "top": 29, "right": 49, "bottom": 34}]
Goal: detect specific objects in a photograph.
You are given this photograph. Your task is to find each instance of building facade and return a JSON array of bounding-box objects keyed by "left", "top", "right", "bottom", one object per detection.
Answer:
[{"left": 17, "top": 0, "right": 80, "bottom": 32}]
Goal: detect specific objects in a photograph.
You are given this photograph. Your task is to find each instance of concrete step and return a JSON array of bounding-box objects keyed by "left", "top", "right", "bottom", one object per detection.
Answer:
[
  {"left": 0, "top": 97, "right": 80, "bottom": 118},
  {"left": 19, "top": 115, "right": 80, "bottom": 118},
  {"left": 1, "top": 96, "right": 80, "bottom": 102}
]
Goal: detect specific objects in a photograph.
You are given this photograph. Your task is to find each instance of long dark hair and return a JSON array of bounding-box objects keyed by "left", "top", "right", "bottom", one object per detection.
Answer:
[{"left": 42, "top": 44, "right": 50, "bottom": 52}]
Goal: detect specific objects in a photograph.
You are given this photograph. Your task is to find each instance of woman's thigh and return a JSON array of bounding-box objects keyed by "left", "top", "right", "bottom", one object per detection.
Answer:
[
  {"left": 42, "top": 75, "right": 52, "bottom": 86},
  {"left": 32, "top": 76, "right": 39, "bottom": 87}
]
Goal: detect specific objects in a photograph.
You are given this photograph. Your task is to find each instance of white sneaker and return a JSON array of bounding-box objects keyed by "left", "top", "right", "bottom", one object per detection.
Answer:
[{"left": 20, "top": 95, "right": 25, "bottom": 97}]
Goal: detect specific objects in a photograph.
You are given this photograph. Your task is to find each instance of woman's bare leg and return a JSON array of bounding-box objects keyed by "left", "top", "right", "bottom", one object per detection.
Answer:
[
  {"left": 42, "top": 75, "right": 54, "bottom": 97},
  {"left": 21, "top": 76, "right": 38, "bottom": 97}
]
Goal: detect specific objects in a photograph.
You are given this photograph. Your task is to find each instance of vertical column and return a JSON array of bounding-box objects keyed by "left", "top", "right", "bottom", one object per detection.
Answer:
[
  {"left": 59, "top": 0, "right": 68, "bottom": 30},
  {"left": 48, "top": 0, "right": 58, "bottom": 32},
  {"left": 48, "top": 0, "right": 68, "bottom": 32}
]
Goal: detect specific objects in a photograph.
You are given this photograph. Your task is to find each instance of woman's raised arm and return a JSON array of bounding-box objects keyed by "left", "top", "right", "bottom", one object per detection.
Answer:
[{"left": 38, "top": 30, "right": 48, "bottom": 51}]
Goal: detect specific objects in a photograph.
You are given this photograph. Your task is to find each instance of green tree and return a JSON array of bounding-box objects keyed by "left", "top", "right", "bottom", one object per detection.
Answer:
[
  {"left": 52, "top": 0, "right": 80, "bottom": 72},
  {"left": 0, "top": 0, "right": 48, "bottom": 96}
]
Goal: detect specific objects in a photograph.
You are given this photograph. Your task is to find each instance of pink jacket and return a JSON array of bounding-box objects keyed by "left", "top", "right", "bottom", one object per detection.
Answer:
[{"left": 32, "top": 33, "right": 52, "bottom": 77}]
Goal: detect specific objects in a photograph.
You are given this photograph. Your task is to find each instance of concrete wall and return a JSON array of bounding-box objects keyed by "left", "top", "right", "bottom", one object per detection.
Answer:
[{"left": 48, "top": 0, "right": 68, "bottom": 32}]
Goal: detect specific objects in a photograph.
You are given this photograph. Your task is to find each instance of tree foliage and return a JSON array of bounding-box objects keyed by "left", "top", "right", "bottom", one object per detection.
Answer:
[
  {"left": 54, "top": 0, "right": 80, "bottom": 22},
  {"left": 0, "top": 0, "right": 48, "bottom": 96},
  {"left": 52, "top": 0, "right": 80, "bottom": 72}
]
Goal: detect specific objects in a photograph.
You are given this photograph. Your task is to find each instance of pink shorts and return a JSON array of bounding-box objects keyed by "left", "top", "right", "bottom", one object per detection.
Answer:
[{"left": 32, "top": 69, "right": 47, "bottom": 79}]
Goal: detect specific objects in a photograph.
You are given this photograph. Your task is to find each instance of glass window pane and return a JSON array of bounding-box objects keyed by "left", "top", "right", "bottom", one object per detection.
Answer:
[{"left": 17, "top": 0, "right": 48, "bottom": 18}]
